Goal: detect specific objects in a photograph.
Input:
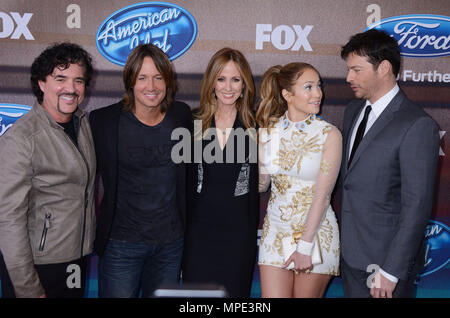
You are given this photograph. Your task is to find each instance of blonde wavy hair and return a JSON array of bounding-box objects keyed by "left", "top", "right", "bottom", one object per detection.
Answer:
[
  {"left": 195, "top": 48, "right": 255, "bottom": 135},
  {"left": 256, "top": 62, "right": 319, "bottom": 128}
]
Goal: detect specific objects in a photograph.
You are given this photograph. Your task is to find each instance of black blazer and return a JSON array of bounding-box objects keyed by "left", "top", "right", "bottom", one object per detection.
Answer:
[
  {"left": 186, "top": 111, "right": 260, "bottom": 234},
  {"left": 89, "top": 100, "right": 192, "bottom": 257}
]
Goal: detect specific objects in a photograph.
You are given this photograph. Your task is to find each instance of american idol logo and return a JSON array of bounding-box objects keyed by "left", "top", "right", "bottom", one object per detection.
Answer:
[
  {"left": 0, "top": 104, "right": 32, "bottom": 137},
  {"left": 366, "top": 15, "right": 450, "bottom": 58},
  {"left": 96, "top": 2, "right": 197, "bottom": 66},
  {"left": 420, "top": 220, "right": 450, "bottom": 277}
]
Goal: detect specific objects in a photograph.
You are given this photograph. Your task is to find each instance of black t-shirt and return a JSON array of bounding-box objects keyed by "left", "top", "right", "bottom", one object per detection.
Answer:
[
  {"left": 110, "top": 109, "right": 182, "bottom": 244},
  {"left": 58, "top": 117, "right": 77, "bottom": 148}
]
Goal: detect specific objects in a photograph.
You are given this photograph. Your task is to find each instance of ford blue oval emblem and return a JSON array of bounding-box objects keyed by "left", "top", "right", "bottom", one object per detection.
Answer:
[
  {"left": 96, "top": 2, "right": 198, "bottom": 66},
  {"left": 0, "top": 104, "right": 32, "bottom": 137},
  {"left": 366, "top": 15, "right": 450, "bottom": 58},
  {"left": 420, "top": 220, "right": 450, "bottom": 277}
]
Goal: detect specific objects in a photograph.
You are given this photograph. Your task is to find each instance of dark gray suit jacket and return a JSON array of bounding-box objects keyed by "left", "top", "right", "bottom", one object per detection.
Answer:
[{"left": 340, "top": 89, "right": 440, "bottom": 281}]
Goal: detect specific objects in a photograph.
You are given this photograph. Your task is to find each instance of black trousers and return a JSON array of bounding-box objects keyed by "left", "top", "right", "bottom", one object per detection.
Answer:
[
  {"left": 0, "top": 253, "right": 15, "bottom": 298},
  {"left": 341, "top": 258, "right": 418, "bottom": 298},
  {"left": 0, "top": 255, "right": 87, "bottom": 298}
]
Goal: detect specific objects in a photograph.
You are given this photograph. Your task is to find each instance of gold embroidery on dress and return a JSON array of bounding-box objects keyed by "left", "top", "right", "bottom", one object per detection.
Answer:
[
  {"left": 263, "top": 225, "right": 289, "bottom": 256},
  {"left": 333, "top": 246, "right": 340, "bottom": 258},
  {"left": 268, "top": 192, "right": 275, "bottom": 209},
  {"left": 290, "top": 220, "right": 323, "bottom": 260},
  {"left": 260, "top": 214, "right": 270, "bottom": 245},
  {"left": 274, "top": 137, "right": 300, "bottom": 171},
  {"left": 278, "top": 185, "right": 314, "bottom": 222},
  {"left": 274, "top": 231, "right": 292, "bottom": 257},
  {"left": 322, "top": 125, "right": 332, "bottom": 135},
  {"left": 259, "top": 116, "right": 340, "bottom": 277},
  {"left": 274, "top": 130, "right": 321, "bottom": 174},
  {"left": 272, "top": 174, "right": 292, "bottom": 195},
  {"left": 291, "top": 222, "right": 306, "bottom": 244},
  {"left": 320, "top": 159, "right": 332, "bottom": 174},
  {"left": 291, "top": 131, "right": 321, "bottom": 173},
  {"left": 260, "top": 260, "right": 285, "bottom": 267},
  {"left": 318, "top": 218, "right": 333, "bottom": 253},
  {"left": 323, "top": 265, "right": 339, "bottom": 276}
]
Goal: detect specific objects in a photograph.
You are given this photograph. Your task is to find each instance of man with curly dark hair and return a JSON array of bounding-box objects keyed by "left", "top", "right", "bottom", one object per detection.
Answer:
[{"left": 0, "top": 42, "right": 96, "bottom": 298}]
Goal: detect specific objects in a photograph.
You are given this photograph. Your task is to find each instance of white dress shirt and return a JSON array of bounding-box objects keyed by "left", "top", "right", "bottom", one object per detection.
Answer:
[
  {"left": 348, "top": 84, "right": 400, "bottom": 284},
  {"left": 348, "top": 84, "right": 400, "bottom": 160}
]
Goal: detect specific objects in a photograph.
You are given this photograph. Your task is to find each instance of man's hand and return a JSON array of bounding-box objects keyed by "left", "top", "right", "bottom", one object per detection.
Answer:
[{"left": 370, "top": 271, "right": 397, "bottom": 298}]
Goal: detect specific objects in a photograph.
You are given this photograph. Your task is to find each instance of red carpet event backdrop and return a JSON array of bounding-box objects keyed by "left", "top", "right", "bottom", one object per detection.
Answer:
[{"left": 0, "top": 0, "right": 448, "bottom": 297}]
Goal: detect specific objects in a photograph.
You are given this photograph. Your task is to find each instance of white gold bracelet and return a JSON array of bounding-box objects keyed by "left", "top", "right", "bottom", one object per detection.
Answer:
[{"left": 296, "top": 239, "right": 313, "bottom": 256}]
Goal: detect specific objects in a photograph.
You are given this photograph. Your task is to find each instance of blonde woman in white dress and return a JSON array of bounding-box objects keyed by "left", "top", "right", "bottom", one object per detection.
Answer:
[{"left": 256, "top": 63, "right": 341, "bottom": 298}]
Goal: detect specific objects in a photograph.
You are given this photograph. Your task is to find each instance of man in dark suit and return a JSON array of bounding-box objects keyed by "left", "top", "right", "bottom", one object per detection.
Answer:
[
  {"left": 89, "top": 44, "right": 191, "bottom": 297},
  {"left": 339, "top": 29, "right": 440, "bottom": 298}
]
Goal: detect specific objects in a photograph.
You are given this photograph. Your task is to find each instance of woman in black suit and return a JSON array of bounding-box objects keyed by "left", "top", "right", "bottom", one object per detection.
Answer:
[{"left": 182, "top": 48, "right": 259, "bottom": 297}]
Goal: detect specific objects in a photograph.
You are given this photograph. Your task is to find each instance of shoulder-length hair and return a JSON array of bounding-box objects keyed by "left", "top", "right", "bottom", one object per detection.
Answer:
[
  {"left": 122, "top": 44, "right": 176, "bottom": 113},
  {"left": 195, "top": 47, "right": 255, "bottom": 134}
]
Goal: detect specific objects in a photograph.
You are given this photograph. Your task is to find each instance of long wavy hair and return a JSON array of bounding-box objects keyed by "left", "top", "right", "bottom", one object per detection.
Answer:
[
  {"left": 195, "top": 48, "right": 255, "bottom": 135},
  {"left": 256, "top": 62, "right": 319, "bottom": 128}
]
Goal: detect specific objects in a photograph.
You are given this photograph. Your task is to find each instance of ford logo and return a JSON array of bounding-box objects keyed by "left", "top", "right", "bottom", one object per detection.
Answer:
[
  {"left": 96, "top": 2, "right": 198, "bottom": 66},
  {"left": 420, "top": 220, "right": 450, "bottom": 277},
  {"left": 0, "top": 104, "right": 32, "bottom": 137},
  {"left": 366, "top": 14, "right": 450, "bottom": 58}
]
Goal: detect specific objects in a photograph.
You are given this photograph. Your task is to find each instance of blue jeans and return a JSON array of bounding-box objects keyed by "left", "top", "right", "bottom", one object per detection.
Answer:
[{"left": 98, "top": 236, "right": 183, "bottom": 298}]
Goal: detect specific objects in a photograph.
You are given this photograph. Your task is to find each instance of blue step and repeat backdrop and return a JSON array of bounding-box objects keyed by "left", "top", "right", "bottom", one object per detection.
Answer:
[{"left": 0, "top": 0, "right": 449, "bottom": 298}]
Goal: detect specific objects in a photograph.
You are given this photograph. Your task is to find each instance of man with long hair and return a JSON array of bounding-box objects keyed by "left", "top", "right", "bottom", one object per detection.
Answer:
[{"left": 90, "top": 44, "right": 191, "bottom": 297}]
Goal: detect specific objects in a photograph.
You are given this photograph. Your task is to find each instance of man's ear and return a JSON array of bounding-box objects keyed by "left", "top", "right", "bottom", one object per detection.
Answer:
[
  {"left": 38, "top": 80, "right": 46, "bottom": 93},
  {"left": 378, "top": 60, "right": 392, "bottom": 77}
]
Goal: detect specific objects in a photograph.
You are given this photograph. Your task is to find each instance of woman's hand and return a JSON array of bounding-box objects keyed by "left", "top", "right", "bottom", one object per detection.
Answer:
[{"left": 282, "top": 251, "right": 313, "bottom": 272}]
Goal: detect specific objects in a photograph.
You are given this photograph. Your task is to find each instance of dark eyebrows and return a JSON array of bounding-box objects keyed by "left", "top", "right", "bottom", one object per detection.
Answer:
[{"left": 52, "top": 74, "right": 85, "bottom": 82}]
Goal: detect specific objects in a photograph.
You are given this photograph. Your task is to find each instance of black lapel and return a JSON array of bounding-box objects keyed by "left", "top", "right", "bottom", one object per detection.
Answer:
[{"left": 105, "top": 102, "right": 122, "bottom": 192}]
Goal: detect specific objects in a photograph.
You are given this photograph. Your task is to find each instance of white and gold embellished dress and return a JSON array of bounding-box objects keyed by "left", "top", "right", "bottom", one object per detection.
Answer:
[{"left": 258, "top": 112, "right": 341, "bottom": 275}]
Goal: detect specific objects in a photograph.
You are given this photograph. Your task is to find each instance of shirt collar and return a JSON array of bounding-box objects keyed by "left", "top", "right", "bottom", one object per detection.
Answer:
[
  {"left": 281, "top": 111, "right": 316, "bottom": 131},
  {"left": 365, "top": 84, "right": 399, "bottom": 118},
  {"left": 33, "top": 101, "right": 84, "bottom": 129}
]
